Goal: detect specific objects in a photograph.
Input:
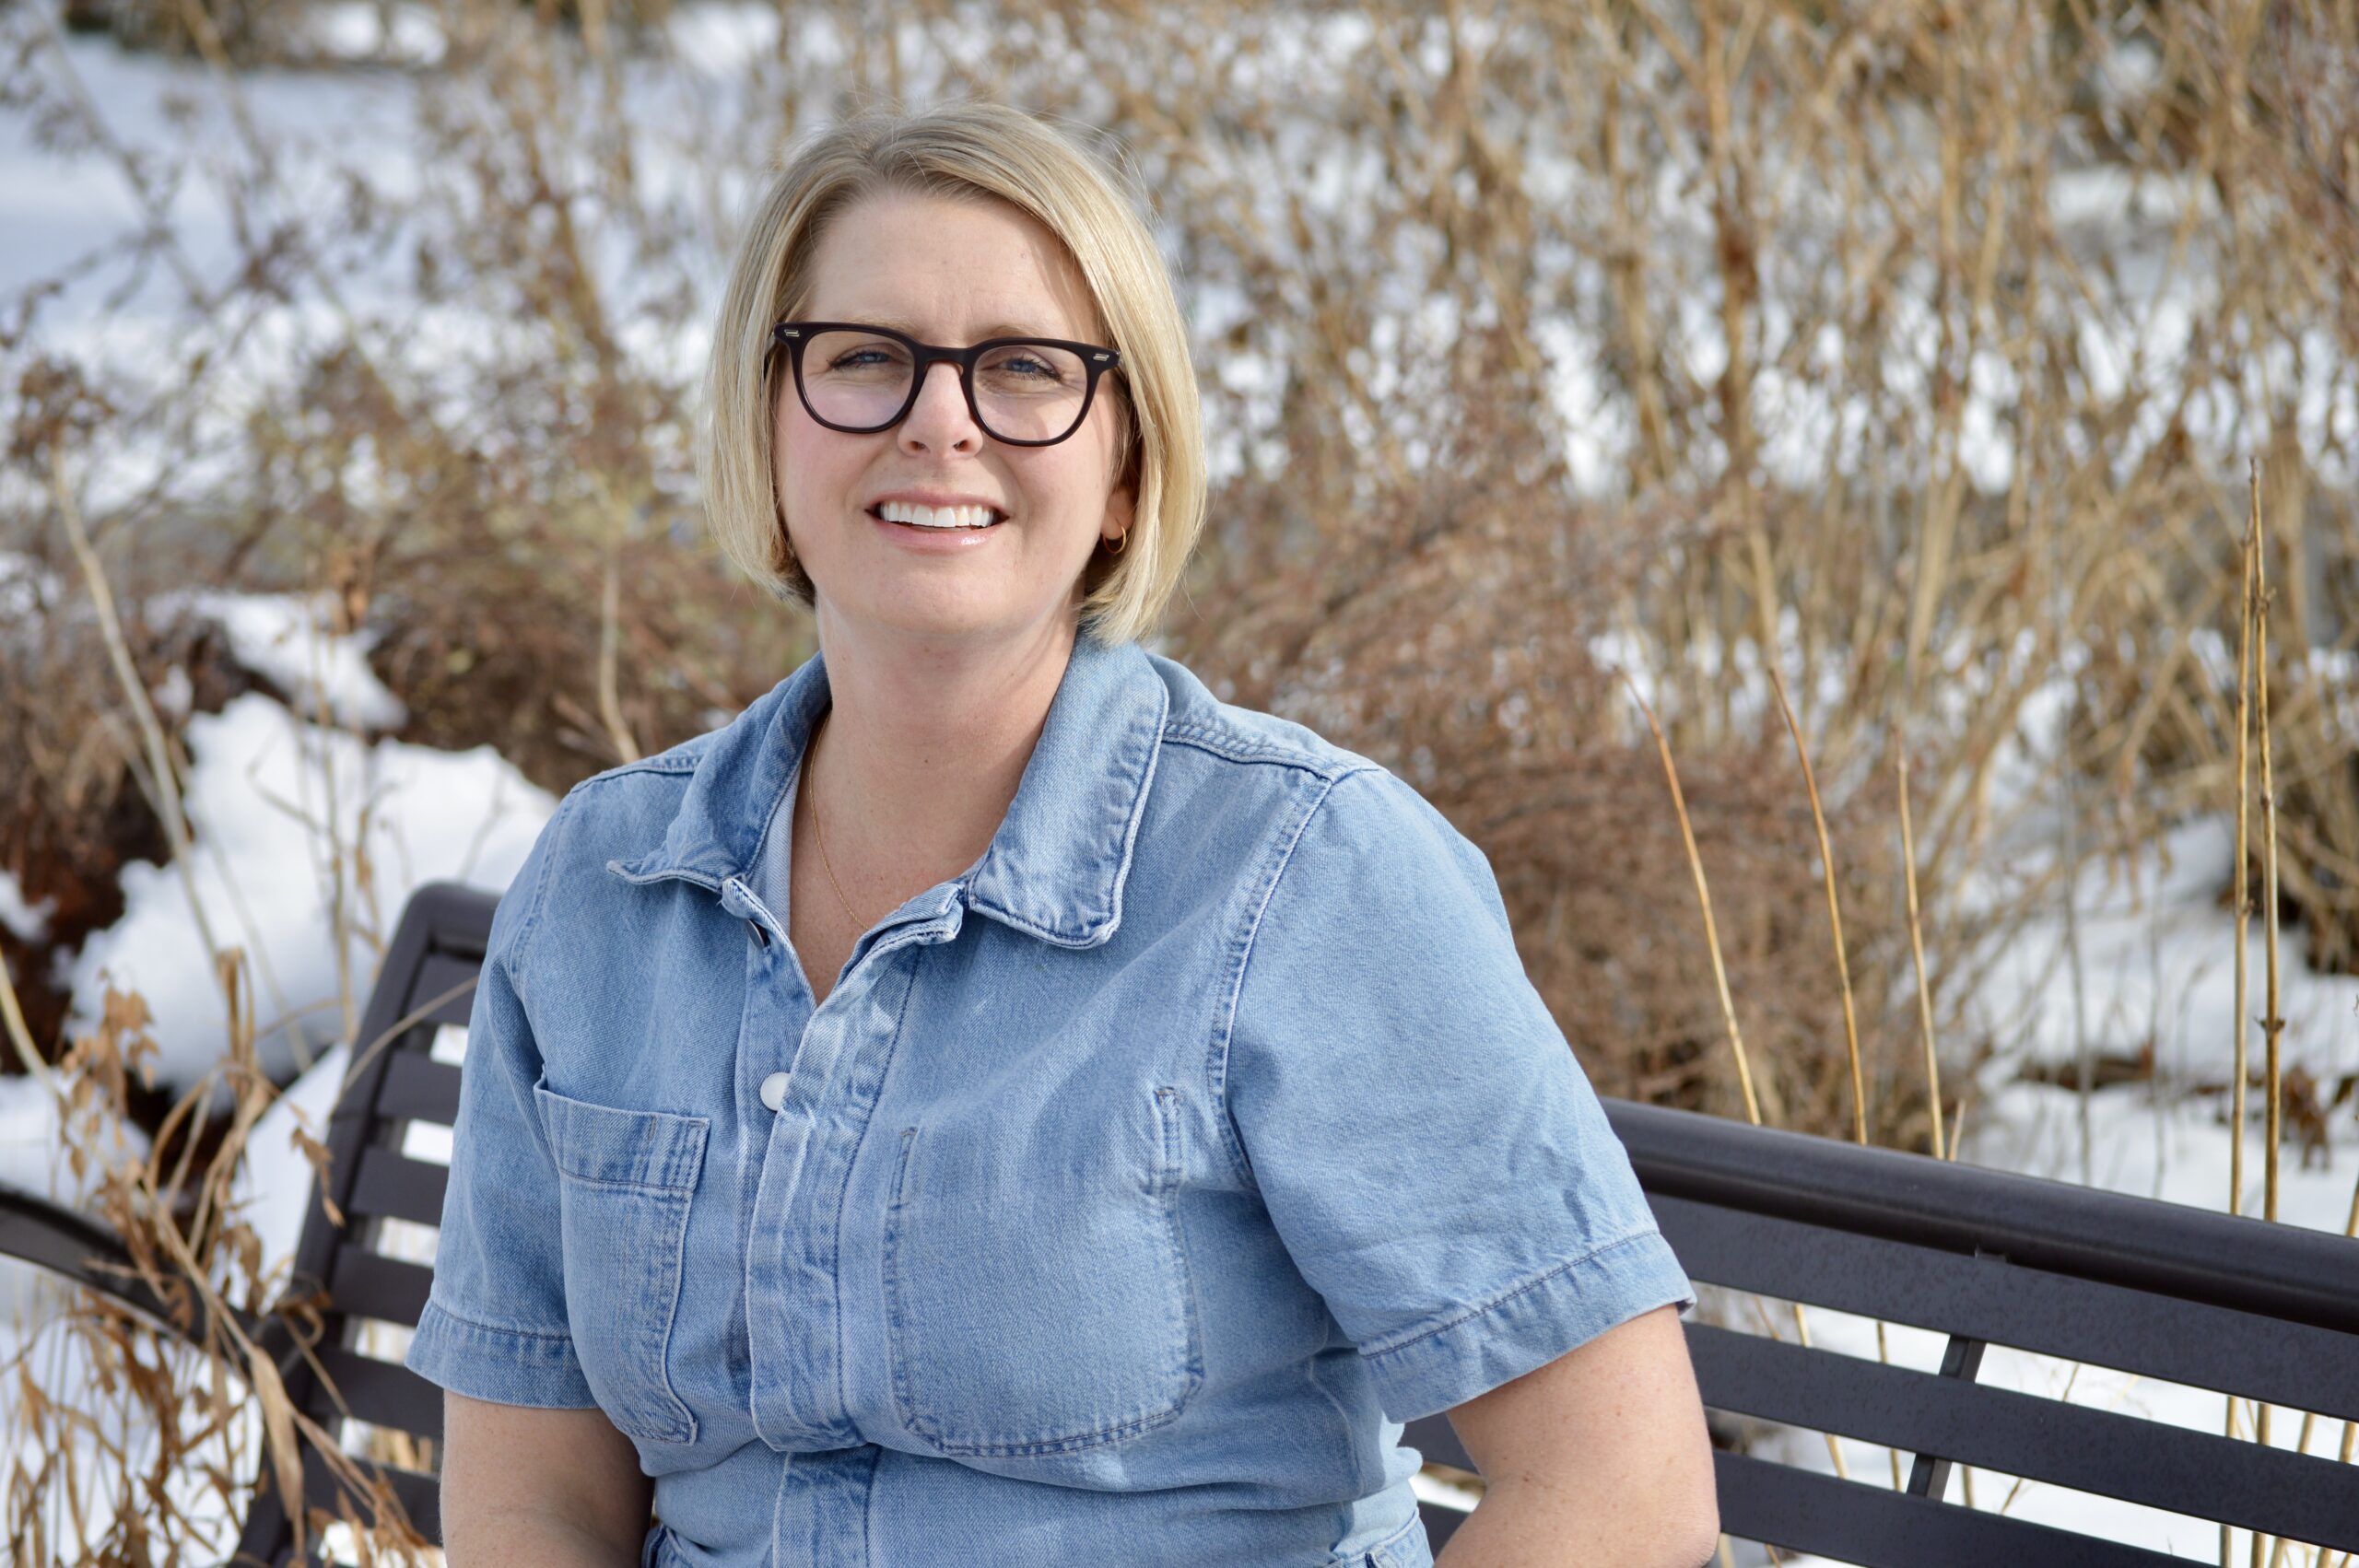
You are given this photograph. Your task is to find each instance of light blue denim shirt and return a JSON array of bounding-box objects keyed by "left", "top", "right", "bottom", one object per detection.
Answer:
[{"left": 405, "top": 632, "right": 1695, "bottom": 1568}]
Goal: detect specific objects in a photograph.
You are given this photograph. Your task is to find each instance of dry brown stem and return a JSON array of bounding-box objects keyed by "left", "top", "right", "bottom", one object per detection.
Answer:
[
  {"left": 1622, "top": 670, "right": 1761, "bottom": 1128},
  {"left": 1768, "top": 663, "right": 1867, "bottom": 1146}
]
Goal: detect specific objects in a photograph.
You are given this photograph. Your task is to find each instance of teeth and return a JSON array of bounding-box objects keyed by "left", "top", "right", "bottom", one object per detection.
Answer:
[{"left": 876, "top": 501, "right": 1003, "bottom": 529}]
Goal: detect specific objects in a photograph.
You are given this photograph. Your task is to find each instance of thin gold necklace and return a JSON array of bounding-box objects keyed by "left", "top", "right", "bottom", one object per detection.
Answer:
[{"left": 805, "top": 714, "right": 864, "bottom": 930}]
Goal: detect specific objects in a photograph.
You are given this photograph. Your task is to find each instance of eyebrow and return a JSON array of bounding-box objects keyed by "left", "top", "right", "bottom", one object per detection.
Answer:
[{"left": 827, "top": 313, "right": 1073, "bottom": 342}]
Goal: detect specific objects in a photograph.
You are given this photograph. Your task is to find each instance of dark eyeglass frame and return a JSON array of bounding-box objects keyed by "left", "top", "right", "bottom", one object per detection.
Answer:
[{"left": 769, "top": 321, "right": 1124, "bottom": 448}]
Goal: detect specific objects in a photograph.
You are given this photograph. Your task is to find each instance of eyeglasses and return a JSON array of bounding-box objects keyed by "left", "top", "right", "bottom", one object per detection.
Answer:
[{"left": 769, "top": 321, "right": 1123, "bottom": 448}]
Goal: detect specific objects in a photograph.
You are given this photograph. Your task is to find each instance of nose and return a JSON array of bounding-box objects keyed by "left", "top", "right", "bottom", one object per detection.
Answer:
[{"left": 898, "top": 359, "right": 983, "bottom": 455}]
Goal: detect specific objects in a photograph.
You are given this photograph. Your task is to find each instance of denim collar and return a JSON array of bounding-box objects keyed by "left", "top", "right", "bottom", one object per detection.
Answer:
[{"left": 603, "top": 633, "right": 1168, "bottom": 949}]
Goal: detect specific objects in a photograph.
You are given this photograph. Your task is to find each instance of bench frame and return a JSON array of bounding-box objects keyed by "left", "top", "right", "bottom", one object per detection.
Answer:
[{"left": 1409, "top": 1101, "right": 2359, "bottom": 1562}]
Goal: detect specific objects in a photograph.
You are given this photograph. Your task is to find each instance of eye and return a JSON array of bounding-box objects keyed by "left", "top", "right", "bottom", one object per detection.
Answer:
[{"left": 980, "top": 346, "right": 1073, "bottom": 384}]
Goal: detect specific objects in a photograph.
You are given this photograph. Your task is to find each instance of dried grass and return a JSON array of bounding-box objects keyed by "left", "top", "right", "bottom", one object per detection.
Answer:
[
  {"left": 5, "top": 955, "right": 429, "bottom": 1564},
  {"left": 2, "top": 0, "right": 2356, "bottom": 1556}
]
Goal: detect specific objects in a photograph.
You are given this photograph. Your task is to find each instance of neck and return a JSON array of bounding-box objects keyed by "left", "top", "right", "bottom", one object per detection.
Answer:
[{"left": 808, "top": 614, "right": 1080, "bottom": 890}]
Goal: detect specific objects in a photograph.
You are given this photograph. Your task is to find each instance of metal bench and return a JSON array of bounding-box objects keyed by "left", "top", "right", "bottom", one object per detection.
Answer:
[
  {"left": 1408, "top": 1103, "right": 2359, "bottom": 1563},
  {"left": 7, "top": 880, "right": 2358, "bottom": 1563},
  {"left": 1, "top": 879, "right": 487, "bottom": 1564}
]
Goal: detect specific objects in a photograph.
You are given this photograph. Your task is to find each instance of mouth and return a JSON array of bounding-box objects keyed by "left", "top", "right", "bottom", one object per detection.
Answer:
[{"left": 868, "top": 501, "right": 1007, "bottom": 532}]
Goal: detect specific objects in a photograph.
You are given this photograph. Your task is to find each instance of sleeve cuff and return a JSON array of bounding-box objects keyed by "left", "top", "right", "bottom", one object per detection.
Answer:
[
  {"left": 405, "top": 1298, "right": 599, "bottom": 1410},
  {"left": 1359, "top": 1227, "right": 1697, "bottom": 1422}
]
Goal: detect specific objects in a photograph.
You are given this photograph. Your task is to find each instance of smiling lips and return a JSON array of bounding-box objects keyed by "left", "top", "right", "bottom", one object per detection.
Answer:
[{"left": 872, "top": 499, "right": 1006, "bottom": 530}]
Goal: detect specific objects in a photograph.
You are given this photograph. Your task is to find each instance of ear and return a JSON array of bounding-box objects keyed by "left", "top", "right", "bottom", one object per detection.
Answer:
[{"left": 1101, "top": 481, "right": 1136, "bottom": 545}]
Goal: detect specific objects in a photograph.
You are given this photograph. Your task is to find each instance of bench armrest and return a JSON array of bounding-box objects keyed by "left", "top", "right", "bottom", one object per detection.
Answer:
[{"left": 0, "top": 1185, "right": 267, "bottom": 1349}]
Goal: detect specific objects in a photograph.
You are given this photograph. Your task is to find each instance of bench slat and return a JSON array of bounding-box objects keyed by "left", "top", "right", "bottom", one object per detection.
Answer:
[
  {"left": 1401, "top": 1414, "right": 1474, "bottom": 1473},
  {"left": 408, "top": 952, "right": 481, "bottom": 1029},
  {"left": 328, "top": 1249, "right": 435, "bottom": 1328},
  {"left": 299, "top": 1445, "right": 440, "bottom": 1548},
  {"left": 1690, "top": 1323, "right": 2359, "bottom": 1550},
  {"left": 1712, "top": 1448, "right": 2189, "bottom": 1567},
  {"left": 1659, "top": 1194, "right": 2359, "bottom": 1422},
  {"left": 314, "top": 1345, "right": 444, "bottom": 1439},
  {"left": 348, "top": 1147, "right": 450, "bottom": 1227},
  {"left": 377, "top": 1053, "right": 462, "bottom": 1128},
  {"left": 1611, "top": 1098, "right": 2359, "bottom": 1339}
]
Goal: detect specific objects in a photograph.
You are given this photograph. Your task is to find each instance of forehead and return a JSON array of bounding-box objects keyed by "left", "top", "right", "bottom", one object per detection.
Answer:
[{"left": 800, "top": 190, "right": 1104, "bottom": 344}]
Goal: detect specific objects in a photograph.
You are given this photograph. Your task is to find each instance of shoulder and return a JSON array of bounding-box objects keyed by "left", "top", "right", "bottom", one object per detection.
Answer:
[
  {"left": 573, "top": 729, "right": 722, "bottom": 792},
  {"left": 1138, "top": 649, "right": 1491, "bottom": 893},
  {"left": 1146, "top": 650, "right": 1373, "bottom": 783},
  {"left": 1144, "top": 649, "right": 1429, "bottom": 853},
  {"left": 495, "top": 731, "right": 727, "bottom": 954},
  {"left": 548, "top": 731, "right": 721, "bottom": 838}
]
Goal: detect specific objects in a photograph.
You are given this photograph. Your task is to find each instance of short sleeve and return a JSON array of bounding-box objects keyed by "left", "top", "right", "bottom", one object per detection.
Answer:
[
  {"left": 1226, "top": 766, "right": 1696, "bottom": 1423},
  {"left": 404, "top": 794, "right": 597, "bottom": 1409}
]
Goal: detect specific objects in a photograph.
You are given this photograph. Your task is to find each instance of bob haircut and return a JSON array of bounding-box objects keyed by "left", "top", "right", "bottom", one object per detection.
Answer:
[{"left": 700, "top": 100, "right": 1205, "bottom": 648}]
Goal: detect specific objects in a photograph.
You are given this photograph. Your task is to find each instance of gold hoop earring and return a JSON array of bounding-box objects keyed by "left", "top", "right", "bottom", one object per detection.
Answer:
[{"left": 1106, "top": 529, "right": 1128, "bottom": 556}]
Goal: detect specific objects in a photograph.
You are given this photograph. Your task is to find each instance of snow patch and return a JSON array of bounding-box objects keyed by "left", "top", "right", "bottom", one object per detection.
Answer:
[
  {"left": 0, "top": 869, "right": 55, "bottom": 944},
  {"left": 150, "top": 588, "right": 406, "bottom": 733},
  {"left": 61, "top": 692, "right": 553, "bottom": 1093}
]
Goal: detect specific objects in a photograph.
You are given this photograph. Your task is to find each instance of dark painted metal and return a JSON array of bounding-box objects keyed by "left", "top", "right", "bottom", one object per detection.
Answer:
[
  {"left": 1652, "top": 1192, "right": 2359, "bottom": 1422},
  {"left": 1401, "top": 1413, "right": 1474, "bottom": 1472},
  {"left": 0, "top": 1186, "right": 203, "bottom": 1330},
  {"left": 1711, "top": 1449, "right": 2189, "bottom": 1567},
  {"left": 1904, "top": 1325, "right": 1988, "bottom": 1499},
  {"left": 231, "top": 879, "right": 495, "bottom": 1565},
  {"left": 1606, "top": 1097, "right": 2359, "bottom": 1339},
  {"left": 1687, "top": 1323, "right": 2359, "bottom": 1549}
]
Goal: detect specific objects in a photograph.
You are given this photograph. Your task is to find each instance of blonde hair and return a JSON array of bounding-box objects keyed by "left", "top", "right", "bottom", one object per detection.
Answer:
[{"left": 700, "top": 100, "right": 1204, "bottom": 647}]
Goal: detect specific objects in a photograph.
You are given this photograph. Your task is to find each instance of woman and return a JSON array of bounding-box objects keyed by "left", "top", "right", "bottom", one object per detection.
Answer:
[{"left": 406, "top": 101, "right": 1719, "bottom": 1568}]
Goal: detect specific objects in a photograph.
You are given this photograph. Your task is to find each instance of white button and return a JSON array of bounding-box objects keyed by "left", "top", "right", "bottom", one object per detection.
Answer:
[{"left": 759, "top": 1071, "right": 791, "bottom": 1112}]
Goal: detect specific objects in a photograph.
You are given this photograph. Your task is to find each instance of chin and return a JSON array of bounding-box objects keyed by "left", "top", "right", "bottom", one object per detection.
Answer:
[{"left": 853, "top": 591, "right": 1031, "bottom": 642}]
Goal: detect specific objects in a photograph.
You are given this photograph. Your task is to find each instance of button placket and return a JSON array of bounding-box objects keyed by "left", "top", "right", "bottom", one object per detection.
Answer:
[{"left": 743, "top": 906, "right": 962, "bottom": 1451}]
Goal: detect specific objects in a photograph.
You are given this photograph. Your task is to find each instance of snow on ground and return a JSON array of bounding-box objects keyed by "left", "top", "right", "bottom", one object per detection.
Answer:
[
  {"left": 0, "top": 868, "right": 54, "bottom": 944},
  {"left": 233, "top": 1040, "right": 349, "bottom": 1270},
  {"left": 56, "top": 689, "right": 551, "bottom": 1093},
  {"left": 2, "top": 547, "right": 546, "bottom": 1095},
  {"left": 152, "top": 588, "right": 410, "bottom": 732},
  {"left": 0, "top": 1032, "right": 378, "bottom": 1564},
  {"left": 11, "top": 9, "right": 2351, "bottom": 526},
  {"left": 0, "top": 1075, "right": 151, "bottom": 1324},
  {"left": 1963, "top": 813, "right": 2359, "bottom": 1155}
]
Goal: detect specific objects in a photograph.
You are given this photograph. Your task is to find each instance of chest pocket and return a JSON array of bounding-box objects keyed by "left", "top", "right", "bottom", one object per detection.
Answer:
[
  {"left": 882, "top": 1084, "right": 1203, "bottom": 1457},
  {"left": 534, "top": 1083, "right": 710, "bottom": 1446}
]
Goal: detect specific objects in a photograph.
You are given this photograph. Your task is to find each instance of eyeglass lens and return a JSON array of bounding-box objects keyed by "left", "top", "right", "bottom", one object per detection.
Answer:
[{"left": 799, "top": 330, "right": 1092, "bottom": 443}]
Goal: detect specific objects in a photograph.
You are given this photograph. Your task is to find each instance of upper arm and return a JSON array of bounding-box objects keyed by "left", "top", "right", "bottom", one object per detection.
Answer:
[
  {"left": 1447, "top": 1305, "right": 1718, "bottom": 1548},
  {"left": 440, "top": 1392, "right": 651, "bottom": 1566},
  {"left": 405, "top": 795, "right": 601, "bottom": 1408},
  {"left": 1226, "top": 767, "right": 1696, "bottom": 1422},
  {"left": 1446, "top": 1303, "right": 1711, "bottom": 1488}
]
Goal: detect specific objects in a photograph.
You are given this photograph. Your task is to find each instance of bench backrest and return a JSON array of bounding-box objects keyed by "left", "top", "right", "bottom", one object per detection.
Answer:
[
  {"left": 1409, "top": 1100, "right": 2359, "bottom": 1563},
  {"left": 236, "top": 880, "right": 491, "bottom": 1564}
]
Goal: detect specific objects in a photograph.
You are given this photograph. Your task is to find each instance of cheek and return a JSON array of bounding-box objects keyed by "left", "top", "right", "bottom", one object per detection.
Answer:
[{"left": 773, "top": 411, "right": 850, "bottom": 514}]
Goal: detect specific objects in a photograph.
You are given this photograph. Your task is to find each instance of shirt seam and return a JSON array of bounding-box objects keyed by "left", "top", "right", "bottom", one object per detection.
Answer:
[
  {"left": 1159, "top": 720, "right": 1360, "bottom": 776},
  {"left": 576, "top": 737, "right": 713, "bottom": 783},
  {"left": 504, "top": 783, "right": 581, "bottom": 1010},
  {"left": 1355, "top": 1225, "right": 1668, "bottom": 1363},
  {"left": 420, "top": 1293, "right": 579, "bottom": 1346},
  {"left": 1209, "top": 764, "right": 1381, "bottom": 1190}
]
